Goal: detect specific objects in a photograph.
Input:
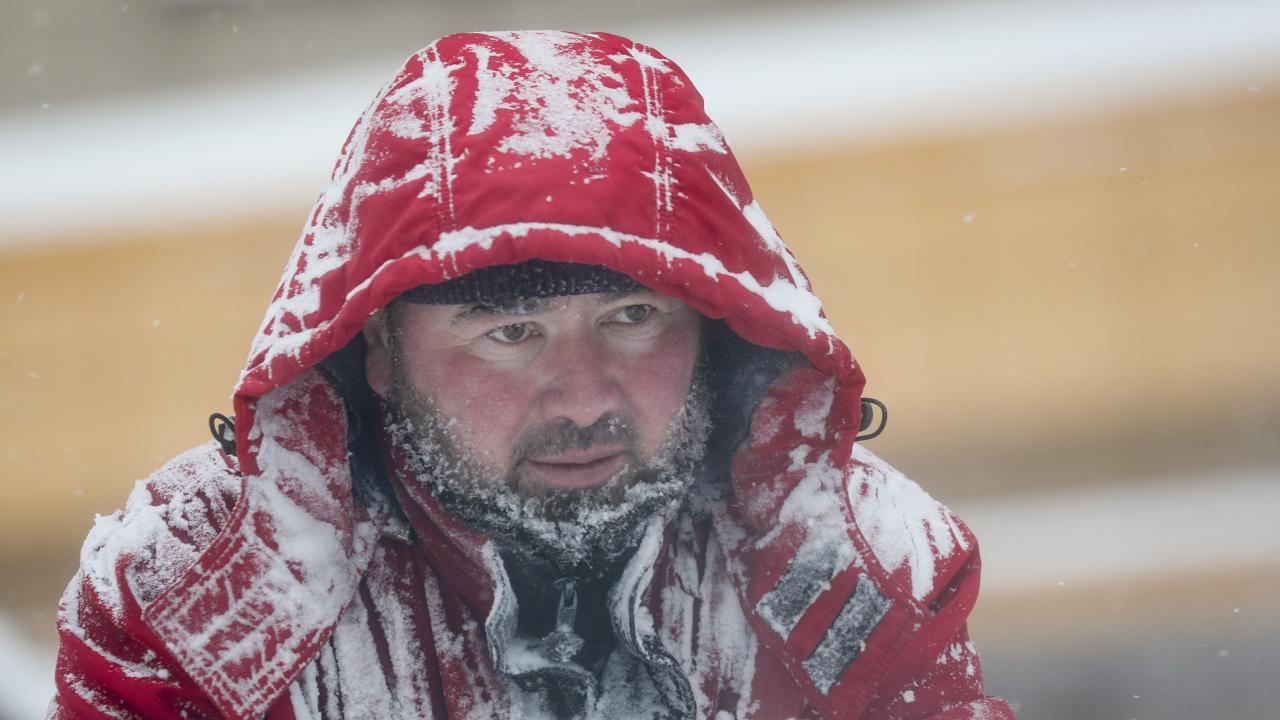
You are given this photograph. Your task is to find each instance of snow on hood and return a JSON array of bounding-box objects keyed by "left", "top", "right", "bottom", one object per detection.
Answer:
[{"left": 232, "top": 30, "right": 865, "bottom": 476}]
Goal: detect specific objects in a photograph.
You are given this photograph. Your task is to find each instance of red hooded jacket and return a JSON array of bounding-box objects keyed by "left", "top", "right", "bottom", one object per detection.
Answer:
[{"left": 50, "top": 31, "right": 1014, "bottom": 720}]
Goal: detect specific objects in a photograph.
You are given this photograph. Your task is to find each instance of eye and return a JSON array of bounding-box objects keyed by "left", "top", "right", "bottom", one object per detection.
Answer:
[
  {"left": 610, "top": 304, "right": 654, "bottom": 324},
  {"left": 486, "top": 322, "right": 537, "bottom": 344}
]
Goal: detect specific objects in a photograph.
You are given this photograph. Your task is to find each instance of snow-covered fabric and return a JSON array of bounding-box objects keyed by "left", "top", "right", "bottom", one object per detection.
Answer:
[{"left": 50, "top": 31, "right": 1012, "bottom": 719}]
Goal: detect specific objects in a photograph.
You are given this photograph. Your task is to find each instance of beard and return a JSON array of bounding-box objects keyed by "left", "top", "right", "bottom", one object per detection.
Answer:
[{"left": 382, "top": 353, "right": 711, "bottom": 579}]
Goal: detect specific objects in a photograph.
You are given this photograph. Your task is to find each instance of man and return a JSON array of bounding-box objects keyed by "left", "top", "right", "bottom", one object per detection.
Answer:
[{"left": 50, "top": 31, "right": 1013, "bottom": 719}]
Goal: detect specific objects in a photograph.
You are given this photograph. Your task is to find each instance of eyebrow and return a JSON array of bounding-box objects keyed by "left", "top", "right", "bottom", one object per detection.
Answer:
[
  {"left": 449, "top": 298, "right": 553, "bottom": 325},
  {"left": 447, "top": 289, "right": 652, "bottom": 326}
]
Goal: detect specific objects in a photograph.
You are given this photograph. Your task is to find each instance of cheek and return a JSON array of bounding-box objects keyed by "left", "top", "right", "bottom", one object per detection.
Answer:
[
  {"left": 621, "top": 324, "right": 701, "bottom": 453},
  {"left": 402, "top": 345, "right": 532, "bottom": 467}
]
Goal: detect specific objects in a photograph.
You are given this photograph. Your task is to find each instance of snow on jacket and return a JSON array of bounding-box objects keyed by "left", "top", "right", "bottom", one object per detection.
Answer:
[{"left": 50, "top": 31, "right": 1014, "bottom": 720}]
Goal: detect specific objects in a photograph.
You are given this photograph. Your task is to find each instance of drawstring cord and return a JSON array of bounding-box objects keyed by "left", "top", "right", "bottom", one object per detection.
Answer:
[
  {"left": 208, "top": 413, "right": 236, "bottom": 455},
  {"left": 856, "top": 397, "right": 888, "bottom": 442}
]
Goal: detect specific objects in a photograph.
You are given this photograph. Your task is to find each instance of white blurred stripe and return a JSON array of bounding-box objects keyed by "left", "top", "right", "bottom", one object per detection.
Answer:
[
  {"left": 955, "top": 468, "right": 1280, "bottom": 596},
  {"left": 2, "top": 0, "right": 1279, "bottom": 245},
  {"left": 0, "top": 612, "right": 54, "bottom": 720},
  {"left": 0, "top": 64, "right": 379, "bottom": 248},
  {"left": 671, "top": 0, "right": 1280, "bottom": 146}
]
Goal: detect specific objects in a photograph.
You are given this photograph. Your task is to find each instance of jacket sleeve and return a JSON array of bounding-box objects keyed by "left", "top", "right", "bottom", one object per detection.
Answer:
[
  {"left": 723, "top": 361, "right": 1014, "bottom": 719},
  {"left": 48, "top": 444, "right": 244, "bottom": 719}
]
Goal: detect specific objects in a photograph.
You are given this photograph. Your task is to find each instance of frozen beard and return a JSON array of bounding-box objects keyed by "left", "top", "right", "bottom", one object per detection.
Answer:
[{"left": 383, "top": 344, "right": 711, "bottom": 579}]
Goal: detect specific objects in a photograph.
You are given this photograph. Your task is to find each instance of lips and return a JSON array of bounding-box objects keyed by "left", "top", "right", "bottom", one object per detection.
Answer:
[{"left": 524, "top": 447, "right": 629, "bottom": 490}]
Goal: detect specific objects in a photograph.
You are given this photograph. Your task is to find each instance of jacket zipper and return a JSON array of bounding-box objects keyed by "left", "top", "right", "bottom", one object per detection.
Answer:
[{"left": 542, "top": 577, "right": 586, "bottom": 663}]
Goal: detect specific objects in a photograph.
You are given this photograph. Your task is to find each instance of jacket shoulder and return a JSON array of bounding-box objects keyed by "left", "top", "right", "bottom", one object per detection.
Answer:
[
  {"left": 51, "top": 442, "right": 243, "bottom": 718},
  {"left": 845, "top": 444, "right": 976, "bottom": 604},
  {"left": 76, "top": 441, "right": 242, "bottom": 616}
]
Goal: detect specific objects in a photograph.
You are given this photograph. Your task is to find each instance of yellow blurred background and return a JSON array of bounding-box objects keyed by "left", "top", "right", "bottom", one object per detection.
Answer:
[{"left": 3, "top": 1, "right": 1278, "bottom": 717}]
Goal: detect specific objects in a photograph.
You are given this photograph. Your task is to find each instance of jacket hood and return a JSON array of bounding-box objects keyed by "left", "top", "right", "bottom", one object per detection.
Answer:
[{"left": 233, "top": 30, "right": 865, "bottom": 476}]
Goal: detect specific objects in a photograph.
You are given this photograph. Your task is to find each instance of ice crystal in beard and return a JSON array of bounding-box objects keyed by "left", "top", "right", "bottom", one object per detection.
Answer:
[{"left": 384, "top": 372, "right": 710, "bottom": 577}]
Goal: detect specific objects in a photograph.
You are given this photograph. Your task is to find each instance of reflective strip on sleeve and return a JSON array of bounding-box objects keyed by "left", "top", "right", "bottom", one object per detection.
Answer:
[
  {"left": 802, "top": 575, "right": 892, "bottom": 695},
  {"left": 755, "top": 531, "right": 856, "bottom": 639}
]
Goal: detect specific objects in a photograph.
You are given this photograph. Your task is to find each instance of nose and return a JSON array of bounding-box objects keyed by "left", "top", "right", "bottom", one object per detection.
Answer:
[{"left": 534, "top": 326, "right": 625, "bottom": 428}]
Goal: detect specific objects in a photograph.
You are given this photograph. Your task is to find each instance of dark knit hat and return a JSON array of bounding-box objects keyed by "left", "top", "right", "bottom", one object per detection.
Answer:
[{"left": 399, "top": 260, "right": 642, "bottom": 306}]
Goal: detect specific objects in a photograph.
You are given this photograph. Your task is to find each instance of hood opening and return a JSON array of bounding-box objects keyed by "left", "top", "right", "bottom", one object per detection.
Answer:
[{"left": 309, "top": 310, "right": 798, "bottom": 523}]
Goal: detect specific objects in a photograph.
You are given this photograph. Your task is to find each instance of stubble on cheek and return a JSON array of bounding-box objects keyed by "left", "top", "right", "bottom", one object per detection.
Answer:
[{"left": 386, "top": 348, "right": 635, "bottom": 505}]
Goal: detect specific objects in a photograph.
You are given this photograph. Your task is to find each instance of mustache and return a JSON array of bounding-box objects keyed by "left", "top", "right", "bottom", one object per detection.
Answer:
[{"left": 509, "top": 413, "right": 639, "bottom": 464}]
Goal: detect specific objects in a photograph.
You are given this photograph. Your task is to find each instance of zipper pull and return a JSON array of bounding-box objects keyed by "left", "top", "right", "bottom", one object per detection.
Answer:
[{"left": 542, "top": 577, "right": 585, "bottom": 663}]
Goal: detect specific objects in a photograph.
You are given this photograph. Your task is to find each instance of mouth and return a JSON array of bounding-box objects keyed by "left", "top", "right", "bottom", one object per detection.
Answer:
[{"left": 524, "top": 447, "right": 629, "bottom": 490}]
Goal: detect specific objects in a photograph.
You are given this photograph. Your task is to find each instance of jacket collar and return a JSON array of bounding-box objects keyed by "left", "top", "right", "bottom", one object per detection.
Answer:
[
  {"left": 385, "top": 433, "right": 678, "bottom": 671},
  {"left": 387, "top": 433, "right": 698, "bottom": 715}
]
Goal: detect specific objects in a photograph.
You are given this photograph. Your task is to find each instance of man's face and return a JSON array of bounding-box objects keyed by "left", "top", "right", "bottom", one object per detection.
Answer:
[{"left": 363, "top": 287, "right": 707, "bottom": 569}]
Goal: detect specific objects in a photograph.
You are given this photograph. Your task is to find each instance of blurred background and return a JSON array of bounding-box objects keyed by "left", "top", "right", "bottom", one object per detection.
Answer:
[{"left": 2, "top": 0, "right": 1278, "bottom": 717}]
